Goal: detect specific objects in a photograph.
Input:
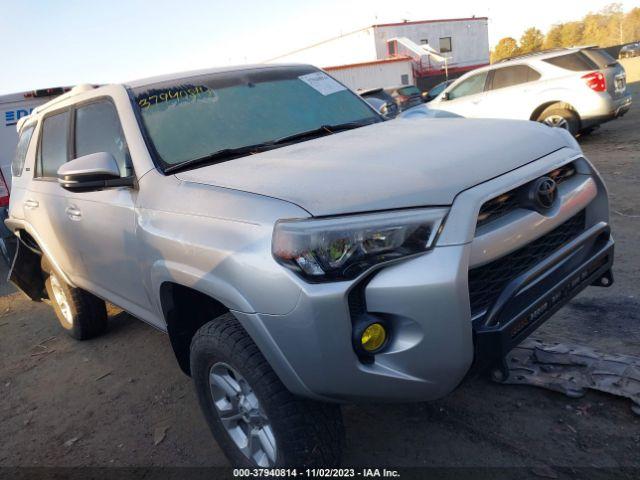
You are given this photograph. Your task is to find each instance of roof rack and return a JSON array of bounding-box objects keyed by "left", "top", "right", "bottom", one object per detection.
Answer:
[
  {"left": 497, "top": 47, "right": 571, "bottom": 64},
  {"left": 32, "top": 84, "right": 100, "bottom": 115}
]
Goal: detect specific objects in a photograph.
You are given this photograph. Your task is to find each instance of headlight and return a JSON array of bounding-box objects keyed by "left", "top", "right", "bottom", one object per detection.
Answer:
[{"left": 272, "top": 208, "right": 448, "bottom": 282}]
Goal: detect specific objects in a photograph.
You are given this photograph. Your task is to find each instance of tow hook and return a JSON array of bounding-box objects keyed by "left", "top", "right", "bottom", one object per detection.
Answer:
[{"left": 593, "top": 269, "right": 614, "bottom": 287}]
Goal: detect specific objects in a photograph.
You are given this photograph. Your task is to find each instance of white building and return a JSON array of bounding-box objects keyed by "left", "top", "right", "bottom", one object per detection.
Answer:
[
  {"left": 268, "top": 17, "right": 490, "bottom": 90},
  {"left": 324, "top": 57, "right": 414, "bottom": 91}
]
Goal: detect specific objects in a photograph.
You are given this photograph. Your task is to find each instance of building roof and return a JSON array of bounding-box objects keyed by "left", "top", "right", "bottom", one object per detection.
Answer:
[
  {"left": 324, "top": 56, "right": 412, "bottom": 71},
  {"left": 373, "top": 17, "right": 488, "bottom": 28}
]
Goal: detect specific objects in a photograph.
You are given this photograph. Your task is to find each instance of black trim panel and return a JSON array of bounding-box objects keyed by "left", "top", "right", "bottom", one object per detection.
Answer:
[{"left": 473, "top": 222, "right": 614, "bottom": 364}]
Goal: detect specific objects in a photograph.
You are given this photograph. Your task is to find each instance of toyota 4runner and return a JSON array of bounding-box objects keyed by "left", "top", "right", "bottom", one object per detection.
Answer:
[{"left": 6, "top": 64, "right": 614, "bottom": 467}]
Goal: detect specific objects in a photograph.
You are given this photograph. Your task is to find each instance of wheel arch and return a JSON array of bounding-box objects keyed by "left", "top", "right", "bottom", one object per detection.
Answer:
[
  {"left": 530, "top": 101, "right": 581, "bottom": 122},
  {"left": 159, "top": 282, "right": 232, "bottom": 376}
]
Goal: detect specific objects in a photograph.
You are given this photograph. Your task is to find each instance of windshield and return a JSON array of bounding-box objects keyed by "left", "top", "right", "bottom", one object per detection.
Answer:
[{"left": 130, "top": 66, "right": 380, "bottom": 169}]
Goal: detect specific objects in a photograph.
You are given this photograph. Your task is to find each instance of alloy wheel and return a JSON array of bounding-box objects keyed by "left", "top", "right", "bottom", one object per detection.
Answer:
[
  {"left": 543, "top": 115, "right": 569, "bottom": 130},
  {"left": 209, "top": 362, "right": 277, "bottom": 466},
  {"left": 50, "top": 275, "right": 73, "bottom": 325}
]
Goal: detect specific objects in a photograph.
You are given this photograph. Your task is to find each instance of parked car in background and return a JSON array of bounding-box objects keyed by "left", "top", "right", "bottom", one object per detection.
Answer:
[
  {"left": 422, "top": 79, "right": 455, "bottom": 103},
  {"left": 619, "top": 42, "right": 640, "bottom": 59},
  {"left": 359, "top": 88, "right": 399, "bottom": 119},
  {"left": 426, "top": 47, "right": 632, "bottom": 136},
  {"left": 384, "top": 84, "right": 424, "bottom": 111}
]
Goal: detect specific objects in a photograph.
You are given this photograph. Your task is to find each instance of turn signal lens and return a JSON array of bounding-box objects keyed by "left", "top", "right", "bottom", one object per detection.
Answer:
[{"left": 361, "top": 323, "right": 387, "bottom": 352}]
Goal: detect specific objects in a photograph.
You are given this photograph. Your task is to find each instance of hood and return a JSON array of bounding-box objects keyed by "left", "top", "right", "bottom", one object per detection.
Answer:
[{"left": 175, "top": 117, "right": 570, "bottom": 216}]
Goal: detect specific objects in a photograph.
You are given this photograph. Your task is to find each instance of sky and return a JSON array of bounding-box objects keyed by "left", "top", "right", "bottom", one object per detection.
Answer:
[{"left": 0, "top": 0, "right": 637, "bottom": 95}]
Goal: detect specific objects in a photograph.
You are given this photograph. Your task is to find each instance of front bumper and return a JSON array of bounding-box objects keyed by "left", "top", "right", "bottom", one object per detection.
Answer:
[
  {"left": 234, "top": 150, "right": 612, "bottom": 403},
  {"left": 473, "top": 222, "right": 614, "bottom": 368}
]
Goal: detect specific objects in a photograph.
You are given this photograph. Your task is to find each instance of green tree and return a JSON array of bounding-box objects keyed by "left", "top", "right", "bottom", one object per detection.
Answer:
[
  {"left": 519, "top": 27, "right": 544, "bottom": 53},
  {"left": 544, "top": 24, "right": 564, "bottom": 49},
  {"left": 492, "top": 3, "right": 640, "bottom": 61},
  {"left": 560, "top": 21, "right": 584, "bottom": 46},
  {"left": 581, "top": 4, "right": 623, "bottom": 47},
  {"left": 622, "top": 7, "right": 640, "bottom": 43},
  {"left": 491, "top": 37, "right": 519, "bottom": 63}
]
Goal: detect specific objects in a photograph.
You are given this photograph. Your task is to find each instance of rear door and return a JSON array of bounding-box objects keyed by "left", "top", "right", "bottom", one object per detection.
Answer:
[
  {"left": 481, "top": 64, "right": 543, "bottom": 119},
  {"left": 25, "top": 109, "right": 81, "bottom": 277}
]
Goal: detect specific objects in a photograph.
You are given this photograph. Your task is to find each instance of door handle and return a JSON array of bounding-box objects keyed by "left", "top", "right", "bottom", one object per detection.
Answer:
[
  {"left": 65, "top": 206, "right": 82, "bottom": 220},
  {"left": 24, "top": 199, "right": 39, "bottom": 209}
]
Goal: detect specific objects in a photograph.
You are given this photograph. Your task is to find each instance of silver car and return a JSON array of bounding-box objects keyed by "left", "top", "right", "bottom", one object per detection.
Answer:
[
  {"left": 427, "top": 47, "right": 632, "bottom": 135},
  {"left": 7, "top": 64, "right": 614, "bottom": 467}
]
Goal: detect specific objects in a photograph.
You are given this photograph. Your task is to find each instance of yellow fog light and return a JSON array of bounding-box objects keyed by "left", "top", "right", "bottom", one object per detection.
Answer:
[{"left": 360, "top": 323, "right": 387, "bottom": 352}]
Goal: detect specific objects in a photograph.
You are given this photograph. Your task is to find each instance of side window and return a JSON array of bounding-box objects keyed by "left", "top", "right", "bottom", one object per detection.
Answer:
[
  {"left": 12, "top": 124, "right": 35, "bottom": 177},
  {"left": 447, "top": 72, "right": 488, "bottom": 100},
  {"left": 75, "top": 101, "right": 131, "bottom": 177},
  {"left": 490, "top": 65, "right": 541, "bottom": 90},
  {"left": 38, "top": 111, "right": 70, "bottom": 178}
]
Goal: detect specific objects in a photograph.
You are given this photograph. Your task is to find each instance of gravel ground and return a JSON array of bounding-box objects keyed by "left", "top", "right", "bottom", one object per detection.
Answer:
[{"left": 1, "top": 76, "right": 639, "bottom": 476}]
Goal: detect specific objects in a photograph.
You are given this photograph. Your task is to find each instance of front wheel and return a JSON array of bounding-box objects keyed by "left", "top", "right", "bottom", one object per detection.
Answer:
[
  {"left": 537, "top": 105, "right": 580, "bottom": 136},
  {"left": 190, "top": 313, "right": 345, "bottom": 467}
]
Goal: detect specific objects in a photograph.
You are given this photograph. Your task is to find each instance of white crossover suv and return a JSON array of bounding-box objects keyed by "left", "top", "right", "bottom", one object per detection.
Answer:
[{"left": 426, "top": 47, "right": 632, "bottom": 135}]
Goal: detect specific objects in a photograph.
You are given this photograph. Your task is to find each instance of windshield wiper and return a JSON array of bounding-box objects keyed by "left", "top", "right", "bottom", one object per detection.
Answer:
[
  {"left": 164, "top": 143, "right": 272, "bottom": 174},
  {"left": 270, "top": 120, "right": 378, "bottom": 145},
  {"left": 164, "top": 120, "right": 379, "bottom": 174}
]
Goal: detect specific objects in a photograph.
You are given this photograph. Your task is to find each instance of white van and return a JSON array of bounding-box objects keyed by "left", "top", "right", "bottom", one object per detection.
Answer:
[{"left": 1, "top": 87, "right": 69, "bottom": 263}]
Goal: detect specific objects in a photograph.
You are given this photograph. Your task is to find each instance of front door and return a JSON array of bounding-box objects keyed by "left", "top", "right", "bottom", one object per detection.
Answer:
[
  {"left": 434, "top": 71, "right": 489, "bottom": 118},
  {"left": 62, "top": 99, "right": 151, "bottom": 313}
]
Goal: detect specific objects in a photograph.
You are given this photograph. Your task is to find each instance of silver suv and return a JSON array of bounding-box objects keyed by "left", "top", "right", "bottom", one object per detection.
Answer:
[
  {"left": 426, "top": 47, "right": 632, "bottom": 135},
  {"left": 7, "top": 64, "right": 615, "bottom": 467}
]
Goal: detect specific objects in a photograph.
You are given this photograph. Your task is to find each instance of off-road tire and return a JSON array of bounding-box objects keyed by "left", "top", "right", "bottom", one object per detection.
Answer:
[
  {"left": 44, "top": 271, "right": 108, "bottom": 340},
  {"left": 190, "top": 313, "right": 345, "bottom": 467},
  {"left": 537, "top": 105, "right": 580, "bottom": 136}
]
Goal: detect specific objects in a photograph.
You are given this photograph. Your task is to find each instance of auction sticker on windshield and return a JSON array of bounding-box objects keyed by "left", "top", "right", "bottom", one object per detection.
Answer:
[{"left": 299, "top": 72, "right": 346, "bottom": 96}]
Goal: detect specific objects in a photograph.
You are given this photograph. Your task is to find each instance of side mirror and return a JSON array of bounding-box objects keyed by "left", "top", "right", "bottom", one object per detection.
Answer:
[
  {"left": 58, "top": 152, "right": 133, "bottom": 191},
  {"left": 442, "top": 91, "right": 451, "bottom": 101}
]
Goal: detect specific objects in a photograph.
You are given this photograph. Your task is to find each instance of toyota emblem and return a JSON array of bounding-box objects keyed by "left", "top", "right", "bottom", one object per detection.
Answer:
[{"left": 531, "top": 176, "right": 557, "bottom": 210}]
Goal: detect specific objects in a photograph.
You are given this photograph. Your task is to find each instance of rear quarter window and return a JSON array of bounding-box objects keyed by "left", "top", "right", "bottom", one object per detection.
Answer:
[
  {"left": 12, "top": 124, "right": 35, "bottom": 177},
  {"left": 37, "top": 110, "right": 70, "bottom": 178},
  {"left": 543, "top": 52, "right": 598, "bottom": 72}
]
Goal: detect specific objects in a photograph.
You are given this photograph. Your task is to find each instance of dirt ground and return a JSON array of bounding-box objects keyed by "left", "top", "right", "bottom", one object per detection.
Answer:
[{"left": 1, "top": 82, "right": 639, "bottom": 475}]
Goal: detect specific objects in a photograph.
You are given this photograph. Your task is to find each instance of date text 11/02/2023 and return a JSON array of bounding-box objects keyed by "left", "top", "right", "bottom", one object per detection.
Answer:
[{"left": 232, "top": 468, "right": 401, "bottom": 478}]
